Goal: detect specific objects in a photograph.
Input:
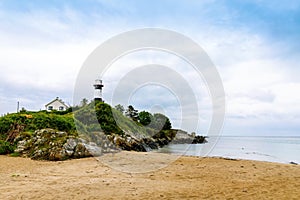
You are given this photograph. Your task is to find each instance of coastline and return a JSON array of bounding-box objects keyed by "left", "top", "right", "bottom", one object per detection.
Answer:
[
  {"left": 158, "top": 136, "right": 300, "bottom": 165},
  {"left": 1, "top": 151, "right": 299, "bottom": 199}
]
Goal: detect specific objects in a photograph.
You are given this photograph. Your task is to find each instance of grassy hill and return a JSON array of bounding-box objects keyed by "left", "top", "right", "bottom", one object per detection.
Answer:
[
  {"left": 74, "top": 102, "right": 160, "bottom": 138},
  {"left": 0, "top": 101, "right": 174, "bottom": 155}
]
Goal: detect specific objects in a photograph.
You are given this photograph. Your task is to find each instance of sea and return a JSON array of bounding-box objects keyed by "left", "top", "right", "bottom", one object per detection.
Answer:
[{"left": 157, "top": 136, "right": 300, "bottom": 164}]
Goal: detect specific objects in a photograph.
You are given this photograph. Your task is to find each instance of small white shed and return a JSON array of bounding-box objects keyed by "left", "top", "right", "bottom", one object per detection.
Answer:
[{"left": 45, "top": 97, "right": 69, "bottom": 111}]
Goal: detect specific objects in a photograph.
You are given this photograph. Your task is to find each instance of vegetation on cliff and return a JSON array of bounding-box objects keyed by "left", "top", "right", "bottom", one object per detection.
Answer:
[
  {"left": 74, "top": 101, "right": 173, "bottom": 139},
  {"left": 0, "top": 110, "right": 76, "bottom": 154},
  {"left": 0, "top": 100, "right": 205, "bottom": 159}
]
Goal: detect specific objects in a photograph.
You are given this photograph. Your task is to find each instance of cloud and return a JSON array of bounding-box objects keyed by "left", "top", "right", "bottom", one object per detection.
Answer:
[
  {"left": 0, "top": 1, "right": 300, "bottom": 136},
  {"left": 98, "top": 50, "right": 213, "bottom": 133},
  {"left": 0, "top": 2, "right": 129, "bottom": 113}
]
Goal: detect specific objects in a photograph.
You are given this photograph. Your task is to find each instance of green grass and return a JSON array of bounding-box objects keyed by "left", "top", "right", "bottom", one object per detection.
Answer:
[{"left": 9, "top": 152, "right": 20, "bottom": 157}]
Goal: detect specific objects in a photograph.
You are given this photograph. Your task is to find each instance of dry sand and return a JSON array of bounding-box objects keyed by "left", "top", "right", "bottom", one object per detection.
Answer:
[{"left": 0, "top": 151, "right": 299, "bottom": 199}]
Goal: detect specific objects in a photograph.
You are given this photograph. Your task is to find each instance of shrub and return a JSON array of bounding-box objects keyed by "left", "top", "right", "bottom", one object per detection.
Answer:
[{"left": 0, "top": 140, "right": 14, "bottom": 154}]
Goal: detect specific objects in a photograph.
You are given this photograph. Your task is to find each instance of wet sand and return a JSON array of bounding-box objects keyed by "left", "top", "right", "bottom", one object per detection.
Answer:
[{"left": 0, "top": 152, "right": 299, "bottom": 199}]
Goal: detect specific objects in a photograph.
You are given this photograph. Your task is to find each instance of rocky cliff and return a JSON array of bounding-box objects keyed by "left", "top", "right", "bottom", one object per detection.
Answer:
[{"left": 15, "top": 128, "right": 206, "bottom": 161}]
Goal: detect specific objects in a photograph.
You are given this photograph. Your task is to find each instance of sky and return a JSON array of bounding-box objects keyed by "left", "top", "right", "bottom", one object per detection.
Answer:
[{"left": 0, "top": 0, "right": 300, "bottom": 136}]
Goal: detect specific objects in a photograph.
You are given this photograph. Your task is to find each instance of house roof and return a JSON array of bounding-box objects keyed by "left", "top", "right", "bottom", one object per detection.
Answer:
[{"left": 45, "top": 97, "right": 69, "bottom": 108}]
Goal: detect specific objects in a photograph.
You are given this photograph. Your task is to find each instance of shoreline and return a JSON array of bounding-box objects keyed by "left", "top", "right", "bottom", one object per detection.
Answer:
[
  {"left": 158, "top": 137, "right": 300, "bottom": 165},
  {"left": 156, "top": 150, "right": 299, "bottom": 166},
  {"left": 1, "top": 151, "right": 299, "bottom": 199}
]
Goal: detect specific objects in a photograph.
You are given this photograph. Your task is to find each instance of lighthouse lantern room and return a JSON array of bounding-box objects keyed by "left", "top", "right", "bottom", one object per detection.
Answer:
[{"left": 93, "top": 79, "right": 104, "bottom": 102}]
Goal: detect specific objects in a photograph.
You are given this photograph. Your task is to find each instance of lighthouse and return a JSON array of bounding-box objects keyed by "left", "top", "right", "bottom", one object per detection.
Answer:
[{"left": 93, "top": 79, "right": 104, "bottom": 102}]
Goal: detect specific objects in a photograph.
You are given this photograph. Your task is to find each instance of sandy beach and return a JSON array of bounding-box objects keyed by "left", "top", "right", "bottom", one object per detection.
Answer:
[{"left": 0, "top": 152, "right": 299, "bottom": 199}]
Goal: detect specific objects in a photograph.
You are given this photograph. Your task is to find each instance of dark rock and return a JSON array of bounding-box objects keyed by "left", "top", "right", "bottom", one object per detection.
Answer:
[
  {"left": 192, "top": 136, "right": 207, "bottom": 144},
  {"left": 289, "top": 161, "right": 298, "bottom": 165},
  {"left": 142, "top": 138, "right": 159, "bottom": 149},
  {"left": 170, "top": 129, "right": 206, "bottom": 144}
]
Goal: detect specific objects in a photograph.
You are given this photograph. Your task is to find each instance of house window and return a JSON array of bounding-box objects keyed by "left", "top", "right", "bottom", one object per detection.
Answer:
[
  {"left": 59, "top": 106, "right": 64, "bottom": 111},
  {"left": 48, "top": 106, "right": 53, "bottom": 110}
]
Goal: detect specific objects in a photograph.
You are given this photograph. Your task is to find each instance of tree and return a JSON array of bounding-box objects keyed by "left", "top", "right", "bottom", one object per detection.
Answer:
[
  {"left": 125, "top": 105, "right": 139, "bottom": 121},
  {"left": 115, "top": 104, "right": 125, "bottom": 114},
  {"left": 163, "top": 117, "right": 172, "bottom": 130},
  {"left": 80, "top": 98, "right": 89, "bottom": 107},
  {"left": 20, "top": 107, "right": 27, "bottom": 113},
  {"left": 152, "top": 113, "right": 172, "bottom": 130},
  {"left": 94, "top": 102, "right": 124, "bottom": 135},
  {"left": 138, "top": 111, "right": 153, "bottom": 126}
]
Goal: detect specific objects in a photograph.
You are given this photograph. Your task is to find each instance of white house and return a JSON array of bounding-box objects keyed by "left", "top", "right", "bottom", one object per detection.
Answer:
[{"left": 45, "top": 97, "right": 69, "bottom": 111}]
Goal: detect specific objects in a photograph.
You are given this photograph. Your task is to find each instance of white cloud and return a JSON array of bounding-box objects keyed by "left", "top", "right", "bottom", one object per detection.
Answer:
[
  {"left": 0, "top": 2, "right": 299, "bottom": 136},
  {"left": 0, "top": 5, "right": 129, "bottom": 113}
]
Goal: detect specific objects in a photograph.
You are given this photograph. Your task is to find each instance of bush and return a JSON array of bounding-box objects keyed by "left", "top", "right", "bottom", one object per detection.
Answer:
[
  {"left": 95, "top": 102, "right": 124, "bottom": 135},
  {"left": 0, "top": 140, "right": 14, "bottom": 154},
  {"left": 0, "top": 114, "right": 20, "bottom": 135},
  {"left": 0, "top": 112, "right": 77, "bottom": 141},
  {"left": 138, "top": 111, "right": 153, "bottom": 126}
]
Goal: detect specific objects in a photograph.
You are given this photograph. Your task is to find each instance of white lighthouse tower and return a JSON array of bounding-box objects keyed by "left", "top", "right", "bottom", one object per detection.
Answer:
[{"left": 93, "top": 79, "right": 104, "bottom": 102}]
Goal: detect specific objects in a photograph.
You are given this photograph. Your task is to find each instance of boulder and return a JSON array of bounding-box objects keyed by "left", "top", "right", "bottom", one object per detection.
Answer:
[
  {"left": 73, "top": 143, "right": 92, "bottom": 158},
  {"left": 63, "top": 138, "right": 77, "bottom": 156},
  {"left": 15, "top": 129, "right": 102, "bottom": 161}
]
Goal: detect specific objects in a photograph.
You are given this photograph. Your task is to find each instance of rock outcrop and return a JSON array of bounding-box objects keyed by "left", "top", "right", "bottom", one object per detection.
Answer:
[
  {"left": 15, "top": 129, "right": 115, "bottom": 161},
  {"left": 112, "top": 134, "right": 159, "bottom": 152},
  {"left": 154, "top": 129, "right": 207, "bottom": 145},
  {"left": 14, "top": 128, "right": 206, "bottom": 161}
]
